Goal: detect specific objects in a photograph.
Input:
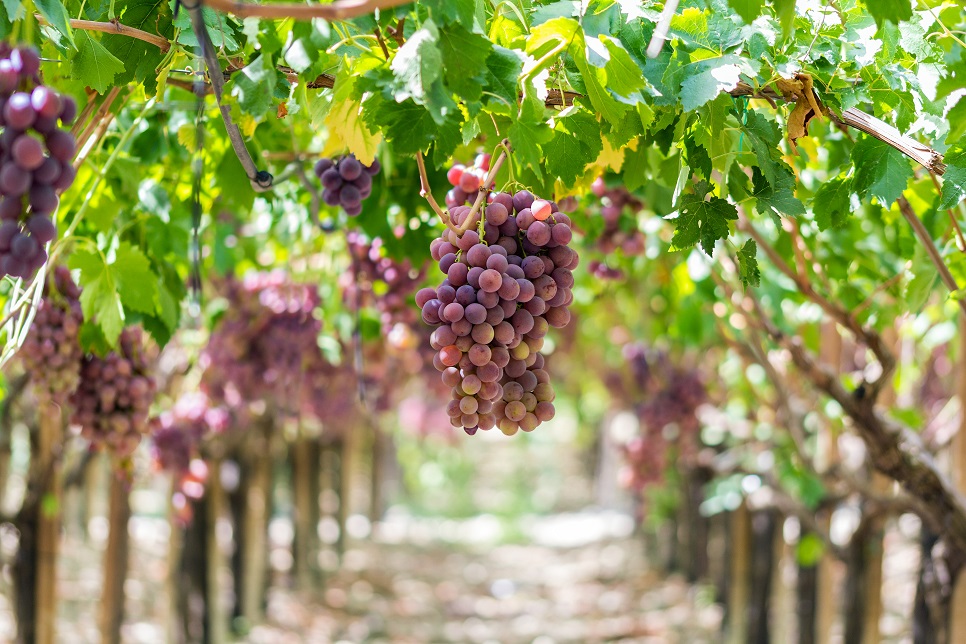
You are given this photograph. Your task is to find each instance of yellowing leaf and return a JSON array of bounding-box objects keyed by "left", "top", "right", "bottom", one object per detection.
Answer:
[{"left": 322, "top": 60, "right": 381, "bottom": 165}]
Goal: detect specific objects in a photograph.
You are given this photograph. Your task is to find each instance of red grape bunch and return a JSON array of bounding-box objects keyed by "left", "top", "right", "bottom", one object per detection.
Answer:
[
  {"left": 0, "top": 45, "right": 78, "bottom": 280},
  {"left": 588, "top": 176, "right": 646, "bottom": 279},
  {"left": 417, "top": 179, "right": 578, "bottom": 436},
  {"left": 617, "top": 345, "right": 707, "bottom": 494},
  {"left": 444, "top": 153, "right": 490, "bottom": 208},
  {"left": 70, "top": 327, "right": 158, "bottom": 460},
  {"left": 342, "top": 231, "right": 425, "bottom": 338},
  {"left": 314, "top": 153, "right": 380, "bottom": 217},
  {"left": 200, "top": 273, "right": 323, "bottom": 413},
  {"left": 18, "top": 265, "right": 83, "bottom": 403}
]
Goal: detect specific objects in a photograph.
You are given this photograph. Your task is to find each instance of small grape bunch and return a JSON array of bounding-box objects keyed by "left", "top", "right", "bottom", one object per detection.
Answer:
[
  {"left": 0, "top": 45, "right": 78, "bottom": 280},
  {"left": 444, "top": 153, "right": 490, "bottom": 208},
  {"left": 314, "top": 153, "right": 380, "bottom": 217},
  {"left": 70, "top": 327, "right": 158, "bottom": 460},
  {"left": 19, "top": 265, "right": 84, "bottom": 403}
]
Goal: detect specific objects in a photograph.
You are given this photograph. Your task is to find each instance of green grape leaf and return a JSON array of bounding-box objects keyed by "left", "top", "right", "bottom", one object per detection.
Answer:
[
  {"left": 737, "top": 239, "right": 760, "bottom": 287},
  {"left": 740, "top": 110, "right": 786, "bottom": 186},
  {"left": 113, "top": 242, "right": 159, "bottom": 315},
  {"left": 851, "top": 137, "right": 913, "bottom": 205},
  {"left": 598, "top": 35, "right": 647, "bottom": 99},
  {"left": 860, "top": 0, "right": 912, "bottom": 27},
  {"left": 69, "top": 250, "right": 124, "bottom": 346},
  {"left": 939, "top": 145, "right": 966, "bottom": 211},
  {"left": 69, "top": 31, "right": 125, "bottom": 93},
  {"left": 421, "top": 0, "right": 484, "bottom": 31},
  {"left": 483, "top": 46, "right": 523, "bottom": 110},
  {"left": 751, "top": 166, "right": 805, "bottom": 217},
  {"left": 102, "top": 0, "right": 172, "bottom": 95},
  {"left": 229, "top": 53, "right": 276, "bottom": 118},
  {"left": 812, "top": 177, "right": 854, "bottom": 230},
  {"left": 325, "top": 61, "right": 381, "bottom": 165},
  {"left": 172, "top": 5, "right": 239, "bottom": 50},
  {"left": 34, "top": 0, "right": 73, "bottom": 46},
  {"left": 728, "top": 0, "right": 763, "bottom": 25},
  {"left": 671, "top": 192, "right": 738, "bottom": 255},
  {"left": 438, "top": 23, "right": 492, "bottom": 104}
]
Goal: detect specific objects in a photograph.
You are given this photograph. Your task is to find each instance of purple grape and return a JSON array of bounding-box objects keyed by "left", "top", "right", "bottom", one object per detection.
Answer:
[
  {"left": 10, "top": 232, "right": 38, "bottom": 260},
  {"left": 0, "top": 221, "right": 18, "bottom": 250},
  {"left": 27, "top": 215, "right": 56, "bottom": 244},
  {"left": 11, "top": 48, "right": 40, "bottom": 77},
  {"left": 0, "top": 60, "right": 17, "bottom": 94},
  {"left": 33, "top": 157, "right": 61, "bottom": 185},
  {"left": 31, "top": 86, "right": 61, "bottom": 119},
  {"left": 340, "top": 184, "right": 361, "bottom": 208},
  {"left": 12, "top": 135, "right": 45, "bottom": 170},
  {"left": 51, "top": 163, "right": 75, "bottom": 193},
  {"left": 59, "top": 96, "right": 77, "bottom": 125},
  {"left": 45, "top": 129, "right": 76, "bottom": 163},
  {"left": 314, "top": 157, "right": 333, "bottom": 177},
  {"left": 0, "top": 164, "right": 30, "bottom": 196},
  {"left": 320, "top": 167, "right": 342, "bottom": 190},
  {"left": 4, "top": 93, "right": 36, "bottom": 130},
  {"left": 29, "top": 184, "right": 58, "bottom": 215},
  {"left": 365, "top": 158, "right": 381, "bottom": 175},
  {"left": 0, "top": 197, "right": 22, "bottom": 221},
  {"left": 339, "top": 156, "right": 362, "bottom": 181}
]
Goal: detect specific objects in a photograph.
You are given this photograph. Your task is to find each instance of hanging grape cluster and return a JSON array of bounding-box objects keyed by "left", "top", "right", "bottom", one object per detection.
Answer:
[
  {"left": 343, "top": 231, "right": 425, "bottom": 339},
  {"left": 70, "top": 327, "right": 157, "bottom": 459},
  {"left": 0, "top": 45, "right": 78, "bottom": 280},
  {"left": 18, "top": 265, "right": 83, "bottom": 403},
  {"left": 314, "top": 153, "right": 380, "bottom": 216},
  {"left": 618, "top": 345, "right": 707, "bottom": 494},
  {"left": 200, "top": 272, "right": 322, "bottom": 413},
  {"left": 587, "top": 176, "right": 646, "bottom": 280},
  {"left": 417, "top": 176, "right": 578, "bottom": 436}
]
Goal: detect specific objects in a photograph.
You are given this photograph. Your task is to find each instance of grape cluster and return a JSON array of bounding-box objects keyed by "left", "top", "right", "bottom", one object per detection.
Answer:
[
  {"left": 19, "top": 265, "right": 83, "bottom": 403},
  {"left": 417, "top": 187, "right": 578, "bottom": 436},
  {"left": 300, "top": 354, "right": 363, "bottom": 440},
  {"left": 444, "top": 153, "right": 490, "bottom": 208},
  {"left": 151, "top": 392, "right": 229, "bottom": 475},
  {"left": 590, "top": 176, "right": 646, "bottom": 264},
  {"left": 70, "top": 327, "right": 157, "bottom": 459},
  {"left": 343, "top": 231, "right": 424, "bottom": 337},
  {"left": 0, "top": 45, "right": 78, "bottom": 280},
  {"left": 617, "top": 345, "right": 706, "bottom": 493},
  {"left": 314, "top": 153, "right": 380, "bottom": 217},
  {"left": 201, "top": 272, "right": 322, "bottom": 412}
]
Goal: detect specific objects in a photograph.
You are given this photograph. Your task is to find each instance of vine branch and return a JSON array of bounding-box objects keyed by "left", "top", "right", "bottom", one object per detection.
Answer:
[
  {"left": 415, "top": 151, "right": 455, "bottom": 232},
  {"left": 36, "top": 15, "right": 170, "bottom": 52},
  {"left": 187, "top": 4, "right": 273, "bottom": 192},
  {"left": 897, "top": 195, "right": 966, "bottom": 318},
  {"left": 457, "top": 140, "right": 510, "bottom": 235},
  {"left": 200, "top": 0, "right": 412, "bottom": 21}
]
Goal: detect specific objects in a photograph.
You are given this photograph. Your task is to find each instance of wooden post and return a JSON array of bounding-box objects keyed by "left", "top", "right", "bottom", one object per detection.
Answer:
[
  {"left": 771, "top": 516, "right": 795, "bottom": 643},
  {"left": 34, "top": 405, "right": 63, "bottom": 644},
  {"left": 291, "top": 438, "right": 318, "bottom": 591},
  {"left": 240, "top": 430, "right": 272, "bottom": 626},
  {"left": 369, "top": 421, "right": 385, "bottom": 523},
  {"left": 727, "top": 501, "right": 752, "bottom": 644},
  {"left": 165, "top": 490, "right": 183, "bottom": 644},
  {"left": 815, "top": 320, "right": 842, "bottom": 643},
  {"left": 99, "top": 475, "right": 131, "bottom": 644},
  {"left": 336, "top": 434, "right": 351, "bottom": 559},
  {"left": 949, "top": 318, "right": 966, "bottom": 643},
  {"left": 205, "top": 459, "right": 228, "bottom": 643}
]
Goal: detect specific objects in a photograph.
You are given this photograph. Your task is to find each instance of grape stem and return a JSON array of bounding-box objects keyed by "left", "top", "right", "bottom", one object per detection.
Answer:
[
  {"left": 414, "top": 151, "right": 458, "bottom": 233},
  {"left": 34, "top": 15, "right": 170, "bottom": 52},
  {"left": 201, "top": 0, "right": 412, "bottom": 21},
  {"left": 456, "top": 139, "right": 511, "bottom": 235},
  {"left": 897, "top": 194, "right": 966, "bottom": 319},
  {"left": 187, "top": 4, "right": 274, "bottom": 192}
]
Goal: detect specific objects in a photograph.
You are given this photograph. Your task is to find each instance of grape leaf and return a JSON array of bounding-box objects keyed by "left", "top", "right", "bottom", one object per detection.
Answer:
[
  {"left": 728, "top": 0, "right": 763, "bottom": 24},
  {"left": 323, "top": 62, "right": 381, "bottom": 165},
  {"left": 812, "top": 177, "right": 854, "bottom": 230},
  {"left": 229, "top": 53, "right": 276, "bottom": 119},
  {"left": 103, "top": 0, "right": 171, "bottom": 94},
  {"left": 69, "top": 31, "right": 125, "bottom": 93},
  {"left": 114, "top": 242, "right": 159, "bottom": 315},
  {"left": 598, "top": 35, "right": 647, "bottom": 100},
  {"left": 69, "top": 250, "right": 125, "bottom": 346},
  {"left": 751, "top": 165, "right": 805, "bottom": 217},
  {"left": 939, "top": 145, "right": 966, "bottom": 211},
  {"left": 421, "top": 0, "right": 484, "bottom": 31},
  {"left": 860, "top": 0, "right": 912, "bottom": 27},
  {"left": 679, "top": 57, "right": 747, "bottom": 111},
  {"left": 438, "top": 23, "right": 492, "bottom": 104},
  {"left": 34, "top": 0, "right": 73, "bottom": 46},
  {"left": 741, "top": 110, "right": 787, "bottom": 187},
  {"left": 172, "top": 5, "right": 239, "bottom": 50},
  {"left": 671, "top": 192, "right": 738, "bottom": 255},
  {"left": 737, "top": 239, "right": 760, "bottom": 287},
  {"left": 482, "top": 46, "right": 524, "bottom": 111},
  {"left": 851, "top": 137, "right": 913, "bottom": 205}
]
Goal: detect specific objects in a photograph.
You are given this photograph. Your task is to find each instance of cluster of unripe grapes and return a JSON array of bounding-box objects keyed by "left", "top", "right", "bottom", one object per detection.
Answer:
[
  {"left": 0, "top": 45, "right": 78, "bottom": 280},
  {"left": 343, "top": 231, "right": 424, "bottom": 339},
  {"left": 314, "top": 153, "right": 380, "bottom": 216},
  {"left": 417, "top": 175, "right": 578, "bottom": 436},
  {"left": 588, "top": 176, "right": 646, "bottom": 279},
  {"left": 70, "top": 327, "right": 157, "bottom": 459},
  {"left": 618, "top": 345, "right": 706, "bottom": 494},
  {"left": 201, "top": 273, "right": 322, "bottom": 412},
  {"left": 19, "top": 265, "right": 83, "bottom": 403}
]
